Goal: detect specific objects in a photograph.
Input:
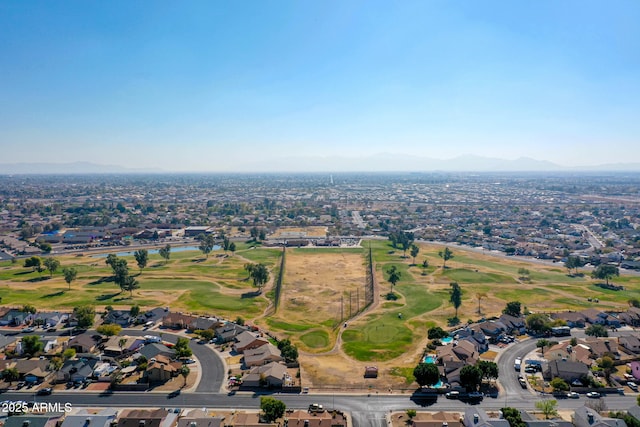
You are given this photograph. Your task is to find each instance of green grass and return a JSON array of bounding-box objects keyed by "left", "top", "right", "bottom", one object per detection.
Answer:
[
  {"left": 342, "top": 312, "right": 413, "bottom": 361},
  {"left": 265, "top": 319, "right": 314, "bottom": 332},
  {"left": 389, "top": 366, "right": 416, "bottom": 384},
  {"left": 299, "top": 330, "right": 331, "bottom": 350},
  {"left": 441, "top": 268, "right": 517, "bottom": 284}
]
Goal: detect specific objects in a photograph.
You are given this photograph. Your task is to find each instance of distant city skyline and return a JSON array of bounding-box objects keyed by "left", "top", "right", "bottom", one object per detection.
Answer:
[{"left": 1, "top": 1, "right": 639, "bottom": 172}]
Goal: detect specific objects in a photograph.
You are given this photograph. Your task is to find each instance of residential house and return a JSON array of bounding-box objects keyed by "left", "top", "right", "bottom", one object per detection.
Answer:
[
  {"left": 145, "top": 355, "right": 181, "bottom": 383},
  {"left": 103, "top": 336, "right": 144, "bottom": 357},
  {"left": 33, "top": 311, "right": 68, "bottom": 328},
  {"left": 519, "top": 411, "right": 573, "bottom": 427},
  {"left": 285, "top": 410, "right": 348, "bottom": 427},
  {"left": 629, "top": 361, "right": 640, "bottom": 381},
  {"left": 56, "top": 357, "right": 100, "bottom": 384},
  {"left": 0, "top": 334, "right": 18, "bottom": 351},
  {"left": 551, "top": 312, "right": 586, "bottom": 328},
  {"left": 233, "top": 331, "right": 269, "bottom": 354},
  {"left": 163, "top": 313, "right": 197, "bottom": 330},
  {"left": 232, "top": 412, "right": 276, "bottom": 427},
  {"left": 139, "top": 343, "right": 177, "bottom": 361},
  {"left": 242, "top": 362, "right": 288, "bottom": 388},
  {"left": 473, "top": 321, "right": 504, "bottom": 342},
  {"left": 103, "top": 310, "right": 135, "bottom": 327},
  {"left": 243, "top": 343, "right": 283, "bottom": 367},
  {"left": 216, "top": 323, "right": 249, "bottom": 343},
  {"left": 177, "top": 409, "right": 222, "bottom": 427},
  {"left": 619, "top": 335, "right": 640, "bottom": 355},
  {"left": 545, "top": 342, "right": 592, "bottom": 366},
  {"left": 572, "top": 406, "right": 627, "bottom": 427},
  {"left": 61, "top": 409, "right": 118, "bottom": 427},
  {"left": 581, "top": 309, "right": 608, "bottom": 325},
  {"left": 117, "top": 409, "right": 178, "bottom": 427},
  {"left": 463, "top": 408, "right": 510, "bottom": 427},
  {"left": 0, "top": 308, "right": 34, "bottom": 326},
  {"left": 410, "top": 411, "right": 462, "bottom": 427},
  {"left": 544, "top": 359, "right": 590, "bottom": 383},
  {"left": 498, "top": 314, "right": 526, "bottom": 334},
  {"left": 584, "top": 338, "right": 620, "bottom": 360},
  {"left": 188, "top": 317, "right": 221, "bottom": 332},
  {"left": 67, "top": 333, "right": 99, "bottom": 354},
  {"left": 618, "top": 309, "right": 640, "bottom": 327},
  {"left": 5, "top": 415, "right": 64, "bottom": 427}
]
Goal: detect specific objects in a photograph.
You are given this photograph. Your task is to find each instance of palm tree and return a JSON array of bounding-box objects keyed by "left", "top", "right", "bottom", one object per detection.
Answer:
[
  {"left": 180, "top": 365, "right": 190, "bottom": 388},
  {"left": 118, "top": 338, "right": 127, "bottom": 355}
]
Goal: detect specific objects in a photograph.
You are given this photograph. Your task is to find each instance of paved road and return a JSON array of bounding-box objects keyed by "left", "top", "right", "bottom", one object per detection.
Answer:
[{"left": 123, "top": 329, "right": 226, "bottom": 393}]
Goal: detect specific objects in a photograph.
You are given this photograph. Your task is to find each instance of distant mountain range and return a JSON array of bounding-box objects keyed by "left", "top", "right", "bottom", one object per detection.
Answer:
[{"left": 1, "top": 156, "right": 640, "bottom": 174}]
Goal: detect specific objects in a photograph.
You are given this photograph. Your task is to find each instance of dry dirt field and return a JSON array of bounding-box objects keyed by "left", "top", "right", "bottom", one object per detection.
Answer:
[{"left": 276, "top": 249, "right": 366, "bottom": 330}]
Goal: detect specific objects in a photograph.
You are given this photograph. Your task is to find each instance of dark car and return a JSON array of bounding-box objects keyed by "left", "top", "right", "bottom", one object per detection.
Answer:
[{"left": 36, "top": 388, "right": 52, "bottom": 395}]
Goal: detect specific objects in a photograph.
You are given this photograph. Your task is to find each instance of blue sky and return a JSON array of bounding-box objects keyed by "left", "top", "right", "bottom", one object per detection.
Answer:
[{"left": 1, "top": 1, "right": 639, "bottom": 171}]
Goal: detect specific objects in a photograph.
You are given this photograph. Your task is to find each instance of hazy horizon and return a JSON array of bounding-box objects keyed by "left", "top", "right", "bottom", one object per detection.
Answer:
[{"left": 1, "top": 1, "right": 639, "bottom": 172}]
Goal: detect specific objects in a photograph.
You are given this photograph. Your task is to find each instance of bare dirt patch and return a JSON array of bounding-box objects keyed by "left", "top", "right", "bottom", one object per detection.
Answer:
[
  {"left": 271, "top": 227, "right": 328, "bottom": 238},
  {"left": 277, "top": 250, "right": 367, "bottom": 331}
]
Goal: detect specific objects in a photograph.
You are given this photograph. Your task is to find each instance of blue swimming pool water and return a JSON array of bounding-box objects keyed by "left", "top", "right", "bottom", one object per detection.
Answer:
[
  {"left": 423, "top": 355, "right": 437, "bottom": 364},
  {"left": 441, "top": 337, "right": 453, "bottom": 344}
]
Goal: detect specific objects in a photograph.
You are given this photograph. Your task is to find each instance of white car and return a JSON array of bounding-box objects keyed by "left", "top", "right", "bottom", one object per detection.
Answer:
[
  {"left": 586, "top": 392, "right": 601, "bottom": 398},
  {"left": 566, "top": 392, "right": 579, "bottom": 399}
]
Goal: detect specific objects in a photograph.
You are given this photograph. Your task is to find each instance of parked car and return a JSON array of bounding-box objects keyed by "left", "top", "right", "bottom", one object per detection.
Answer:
[
  {"left": 36, "top": 388, "right": 52, "bottom": 396},
  {"left": 467, "top": 392, "right": 483, "bottom": 400},
  {"left": 566, "top": 392, "right": 580, "bottom": 399},
  {"left": 586, "top": 392, "right": 601, "bottom": 398},
  {"left": 628, "top": 381, "right": 638, "bottom": 391},
  {"left": 308, "top": 403, "right": 324, "bottom": 412},
  {"left": 445, "top": 391, "right": 460, "bottom": 399},
  {"left": 183, "top": 358, "right": 196, "bottom": 364},
  {"left": 21, "top": 327, "right": 35, "bottom": 333}
]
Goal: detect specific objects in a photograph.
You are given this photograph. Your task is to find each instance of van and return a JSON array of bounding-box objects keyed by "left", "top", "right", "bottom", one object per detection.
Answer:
[{"left": 628, "top": 381, "right": 638, "bottom": 391}]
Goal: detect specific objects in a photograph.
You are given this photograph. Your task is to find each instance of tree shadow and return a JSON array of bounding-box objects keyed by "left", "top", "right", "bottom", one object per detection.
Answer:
[
  {"left": 14, "top": 271, "right": 32, "bottom": 276},
  {"left": 96, "top": 292, "right": 121, "bottom": 301},
  {"left": 40, "top": 291, "right": 65, "bottom": 298},
  {"left": 88, "top": 277, "right": 114, "bottom": 285},
  {"left": 241, "top": 290, "right": 261, "bottom": 299},
  {"left": 27, "top": 277, "right": 49, "bottom": 283}
]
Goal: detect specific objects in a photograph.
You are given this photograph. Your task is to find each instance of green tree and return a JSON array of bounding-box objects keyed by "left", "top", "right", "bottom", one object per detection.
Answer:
[
  {"left": 250, "top": 263, "right": 270, "bottom": 291},
  {"left": 43, "top": 257, "right": 60, "bottom": 277},
  {"left": 62, "top": 266, "right": 78, "bottom": 290},
  {"left": 476, "top": 360, "right": 499, "bottom": 382},
  {"left": 195, "top": 329, "right": 215, "bottom": 341},
  {"left": 96, "top": 324, "right": 122, "bottom": 336},
  {"left": 517, "top": 268, "right": 530, "bottom": 281},
  {"left": 23, "top": 256, "right": 42, "bottom": 272},
  {"left": 159, "top": 244, "right": 171, "bottom": 264},
  {"left": 223, "top": 237, "right": 230, "bottom": 253},
  {"left": 51, "top": 356, "right": 63, "bottom": 371},
  {"left": 413, "top": 362, "right": 440, "bottom": 387},
  {"left": 629, "top": 298, "right": 640, "bottom": 308},
  {"left": 198, "top": 234, "right": 216, "bottom": 258},
  {"left": 449, "top": 282, "right": 462, "bottom": 318},
  {"left": 180, "top": 365, "right": 190, "bottom": 388},
  {"left": 21, "top": 335, "right": 44, "bottom": 357},
  {"left": 406, "top": 409, "right": 417, "bottom": 420},
  {"left": 535, "top": 399, "right": 558, "bottom": 419},
  {"left": 229, "top": 242, "right": 236, "bottom": 255},
  {"left": 105, "top": 254, "right": 118, "bottom": 269},
  {"left": 565, "top": 256, "right": 583, "bottom": 275},
  {"left": 260, "top": 396, "right": 286, "bottom": 423},
  {"left": 112, "top": 258, "right": 129, "bottom": 288},
  {"left": 174, "top": 337, "right": 193, "bottom": 359},
  {"left": 526, "top": 313, "right": 551, "bottom": 335},
  {"left": 503, "top": 301, "right": 522, "bottom": 317},
  {"left": 460, "top": 364, "right": 482, "bottom": 392},
  {"left": 537, "top": 339, "right": 550, "bottom": 356},
  {"left": 134, "top": 249, "right": 148, "bottom": 272},
  {"left": 62, "top": 348, "right": 76, "bottom": 360},
  {"left": 597, "top": 356, "right": 614, "bottom": 381},
  {"left": 427, "top": 327, "right": 448, "bottom": 340},
  {"left": 22, "top": 304, "right": 36, "bottom": 314},
  {"left": 438, "top": 247, "right": 454, "bottom": 268},
  {"left": 386, "top": 265, "right": 401, "bottom": 292},
  {"left": 550, "top": 377, "right": 569, "bottom": 392},
  {"left": 121, "top": 274, "right": 140, "bottom": 297},
  {"left": 130, "top": 305, "right": 140, "bottom": 317},
  {"left": 73, "top": 305, "right": 96, "bottom": 329},
  {"left": 1, "top": 367, "right": 19, "bottom": 385},
  {"left": 410, "top": 244, "right": 420, "bottom": 265},
  {"left": 586, "top": 324, "right": 609, "bottom": 337},
  {"left": 244, "top": 263, "right": 255, "bottom": 279},
  {"left": 591, "top": 264, "right": 619, "bottom": 286}
]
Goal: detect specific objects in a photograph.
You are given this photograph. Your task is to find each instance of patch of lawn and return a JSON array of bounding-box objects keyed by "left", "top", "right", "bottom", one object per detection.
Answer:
[
  {"left": 441, "top": 268, "right": 517, "bottom": 284},
  {"left": 265, "top": 319, "right": 314, "bottom": 332},
  {"left": 342, "top": 312, "right": 413, "bottom": 361},
  {"left": 299, "top": 330, "right": 331, "bottom": 350},
  {"left": 389, "top": 366, "right": 416, "bottom": 385}
]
